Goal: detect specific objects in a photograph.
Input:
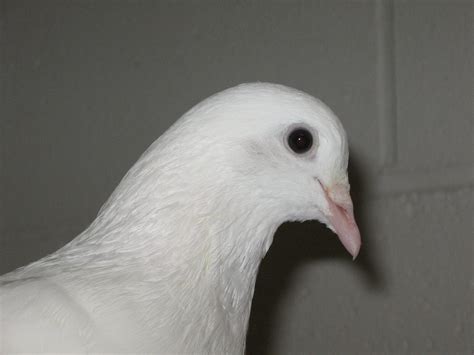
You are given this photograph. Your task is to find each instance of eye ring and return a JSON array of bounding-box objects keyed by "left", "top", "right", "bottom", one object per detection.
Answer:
[{"left": 287, "top": 128, "right": 313, "bottom": 154}]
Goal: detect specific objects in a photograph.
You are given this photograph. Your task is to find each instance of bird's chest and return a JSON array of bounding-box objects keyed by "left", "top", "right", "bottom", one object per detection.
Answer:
[
  {"left": 154, "top": 280, "right": 254, "bottom": 353},
  {"left": 86, "top": 275, "right": 254, "bottom": 353}
]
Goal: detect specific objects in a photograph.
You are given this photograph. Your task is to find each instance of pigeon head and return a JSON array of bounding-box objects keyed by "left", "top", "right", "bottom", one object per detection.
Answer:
[{"left": 138, "top": 82, "right": 361, "bottom": 259}]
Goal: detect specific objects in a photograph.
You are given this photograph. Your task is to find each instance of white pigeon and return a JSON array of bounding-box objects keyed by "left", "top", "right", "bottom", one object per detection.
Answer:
[{"left": 0, "top": 82, "right": 361, "bottom": 353}]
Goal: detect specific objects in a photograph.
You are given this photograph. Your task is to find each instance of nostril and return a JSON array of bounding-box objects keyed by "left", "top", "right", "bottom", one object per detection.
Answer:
[
  {"left": 327, "top": 185, "right": 352, "bottom": 208},
  {"left": 315, "top": 179, "right": 353, "bottom": 211}
]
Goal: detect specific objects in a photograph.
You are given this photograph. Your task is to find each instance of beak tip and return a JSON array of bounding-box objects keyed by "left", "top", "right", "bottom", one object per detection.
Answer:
[
  {"left": 346, "top": 238, "right": 361, "bottom": 260},
  {"left": 351, "top": 244, "right": 361, "bottom": 260}
]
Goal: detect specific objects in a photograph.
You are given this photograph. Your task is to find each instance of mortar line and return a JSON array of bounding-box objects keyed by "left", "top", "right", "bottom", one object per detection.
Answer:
[{"left": 375, "top": 0, "right": 398, "bottom": 168}]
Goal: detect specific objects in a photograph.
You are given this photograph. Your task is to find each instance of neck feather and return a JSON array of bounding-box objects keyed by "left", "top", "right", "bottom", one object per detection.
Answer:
[{"left": 49, "top": 176, "right": 278, "bottom": 353}]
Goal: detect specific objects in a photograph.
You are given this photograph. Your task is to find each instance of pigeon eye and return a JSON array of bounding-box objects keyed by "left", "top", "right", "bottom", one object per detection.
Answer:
[{"left": 287, "top": 128, "right": 313, "bottom": 154}]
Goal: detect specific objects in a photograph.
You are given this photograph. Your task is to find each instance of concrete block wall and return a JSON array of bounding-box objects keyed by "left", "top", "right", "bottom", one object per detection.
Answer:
[{"left": 1, "top": 0, "right": 472, "bottom": 353}]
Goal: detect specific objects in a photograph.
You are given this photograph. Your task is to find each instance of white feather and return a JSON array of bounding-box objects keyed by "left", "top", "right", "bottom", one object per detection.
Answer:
[{"left": 0, "top": 82, "right": 353, "bottom": 353}]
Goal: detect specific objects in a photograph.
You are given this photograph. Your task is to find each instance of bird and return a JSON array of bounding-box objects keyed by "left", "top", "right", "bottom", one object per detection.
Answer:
[{"left": 0, "top": 82, "right": 361, "bottom": 353}]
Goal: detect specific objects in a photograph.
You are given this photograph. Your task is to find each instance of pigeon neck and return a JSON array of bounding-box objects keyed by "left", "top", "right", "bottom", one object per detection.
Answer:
[
  {"left": 55, "top": 152, "right": 282, "bottom": 351},
  {"left": 65, "top": 190, "right": 279, "bottom": 352},
  {"left": 182, "top": 209, "right": 278, "bottom": 352}
]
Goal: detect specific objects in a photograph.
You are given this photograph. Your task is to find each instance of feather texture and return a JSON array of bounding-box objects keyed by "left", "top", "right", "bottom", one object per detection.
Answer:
[{"left": 0, "top": 82, "right": 360, "bottom": 353}]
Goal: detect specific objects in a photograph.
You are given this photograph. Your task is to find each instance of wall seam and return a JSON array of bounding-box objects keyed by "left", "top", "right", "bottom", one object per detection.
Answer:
[
  {"left": 0, "top": 0, "right": 5, "bottom": 235},
  {"left": 375, "top": 0, "right": 398, "bottom": 170}
]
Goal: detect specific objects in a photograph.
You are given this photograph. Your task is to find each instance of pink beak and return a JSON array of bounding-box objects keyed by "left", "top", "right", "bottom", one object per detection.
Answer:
[{"left": 321, "top": 183, "right": 361, "bottom": 259}]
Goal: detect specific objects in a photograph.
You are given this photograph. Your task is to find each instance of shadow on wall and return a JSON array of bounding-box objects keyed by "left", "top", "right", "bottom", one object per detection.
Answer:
[{"left": 246, "top": 149, "right": 386, "bottom": 354}]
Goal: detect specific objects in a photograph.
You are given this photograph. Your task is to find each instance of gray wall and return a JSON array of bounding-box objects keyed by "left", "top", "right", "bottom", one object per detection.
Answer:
[{"left": 1, "top": 0, "right": 472, "bottom": 353}]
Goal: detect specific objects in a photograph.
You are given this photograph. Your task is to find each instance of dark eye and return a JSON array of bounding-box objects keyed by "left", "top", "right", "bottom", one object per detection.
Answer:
[{"left": 287, "top": 128, "right": 313, "bottom": 154}]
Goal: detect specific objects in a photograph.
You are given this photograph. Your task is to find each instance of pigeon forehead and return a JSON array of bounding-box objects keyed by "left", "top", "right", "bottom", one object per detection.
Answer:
[{"left": 186, "top": 82, "right": 346, "bottom": 142}]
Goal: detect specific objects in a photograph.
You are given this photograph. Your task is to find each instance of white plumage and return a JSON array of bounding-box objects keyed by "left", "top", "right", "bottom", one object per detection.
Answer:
[{"left": 0, "top": 83, "right": 361, "bottom": 353}]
